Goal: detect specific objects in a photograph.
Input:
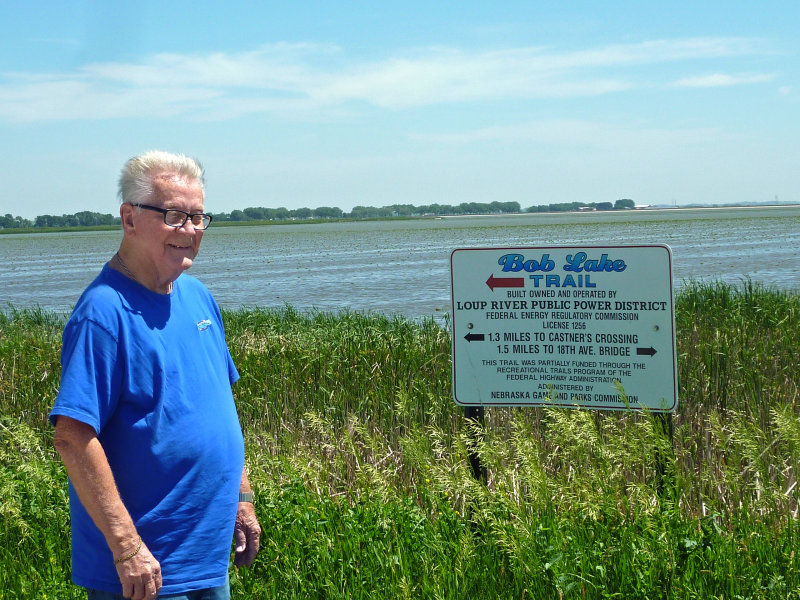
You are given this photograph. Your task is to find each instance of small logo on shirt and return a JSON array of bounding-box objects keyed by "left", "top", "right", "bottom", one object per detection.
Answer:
[{"left": 197, "top": 319, "right": 212, "bottom": 332}]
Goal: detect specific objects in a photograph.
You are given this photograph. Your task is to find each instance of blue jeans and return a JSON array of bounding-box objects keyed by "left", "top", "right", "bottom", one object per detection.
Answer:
[{"left": 87, "top": 577, "right": 229, "bottom": 600}]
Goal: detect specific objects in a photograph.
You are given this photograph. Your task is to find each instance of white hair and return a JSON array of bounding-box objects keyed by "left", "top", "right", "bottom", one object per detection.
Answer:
[{"left": 118, "top": 150, "right": 205, "bottom": 205}]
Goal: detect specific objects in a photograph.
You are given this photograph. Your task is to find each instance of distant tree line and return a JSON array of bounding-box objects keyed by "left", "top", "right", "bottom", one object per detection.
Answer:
[
  {"left": 526, "top": 199, "right": 635, "bottom": 212},
  {"left": 211, "top": 201, "right": 525, "bottom": 222},
  {"left": 0, "top": 214, "right": 33, "bottom": 229},
  {"left": 0, "top": 211, "right": 120, "bottom": 229},
  {"left": 0, "top": 199, "right": 637, "bottom": 230}
]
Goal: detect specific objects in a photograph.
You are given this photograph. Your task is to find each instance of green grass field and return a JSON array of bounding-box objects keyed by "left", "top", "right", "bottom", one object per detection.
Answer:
[{"left": 2, "top": 280, "right": 799, "bottom": 598}]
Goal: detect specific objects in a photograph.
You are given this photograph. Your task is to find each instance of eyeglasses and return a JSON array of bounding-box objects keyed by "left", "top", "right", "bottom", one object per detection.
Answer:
[{"left": 133, "top": 203, "right": 213, "bottom": 230}]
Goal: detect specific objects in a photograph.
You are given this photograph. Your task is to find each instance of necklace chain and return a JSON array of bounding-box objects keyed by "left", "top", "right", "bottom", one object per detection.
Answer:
[
  {"left": 113, "top": 253, "right": 172, "bottom": 294},
  {"left": 114, "top": 252, "right": 137, "bottom": 282}
]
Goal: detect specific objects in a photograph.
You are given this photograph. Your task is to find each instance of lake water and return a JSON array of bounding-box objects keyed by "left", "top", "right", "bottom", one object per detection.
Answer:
[{"left": 2, "top": 206, "right": 798, "bottom": 319}]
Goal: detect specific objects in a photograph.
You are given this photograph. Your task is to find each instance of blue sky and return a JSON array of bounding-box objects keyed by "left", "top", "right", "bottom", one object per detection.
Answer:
[{"left": 0, "top": 1, "right": 797, "bottom": 219}]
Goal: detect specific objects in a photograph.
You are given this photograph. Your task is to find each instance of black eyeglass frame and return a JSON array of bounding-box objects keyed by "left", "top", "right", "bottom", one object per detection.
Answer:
[{"left": 132, "top": 203, "right": 213, "bottom": 230}]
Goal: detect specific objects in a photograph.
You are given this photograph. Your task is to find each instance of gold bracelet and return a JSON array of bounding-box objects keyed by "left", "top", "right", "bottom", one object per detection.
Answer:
[{"left": 114, "top": 537, "right": 142, "bottom": 565}]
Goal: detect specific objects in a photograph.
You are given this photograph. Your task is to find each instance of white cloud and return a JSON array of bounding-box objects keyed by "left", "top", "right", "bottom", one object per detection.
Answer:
[
  {"left": 312, "top": 48, "right": 636, "bottom": 108},
  {"left": 671, "top": 73, "right": 776, "bottom": 88},
  {"left": 0, "top": 37, "right": 775, "bottom": 122},
  {"left": 410, "top": 118, "right": 728, "bottom": 149}
]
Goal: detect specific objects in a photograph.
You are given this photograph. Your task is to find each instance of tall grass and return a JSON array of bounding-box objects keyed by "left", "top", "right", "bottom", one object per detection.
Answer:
[{"left": 1, "top": 281, "right": 799, "bottom": 598}]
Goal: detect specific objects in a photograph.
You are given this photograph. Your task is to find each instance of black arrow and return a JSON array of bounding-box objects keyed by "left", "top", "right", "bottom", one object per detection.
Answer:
[
  {"left": 636, "top": 347, "right": 657, "bottom": 357},
  {"left": 464, "top": 333, "right": 485, "bottom": 342}
]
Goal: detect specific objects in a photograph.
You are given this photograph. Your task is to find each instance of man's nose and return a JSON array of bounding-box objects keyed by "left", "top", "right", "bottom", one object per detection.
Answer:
[{"left": 176, "top": 218, "right": 197, "bottom": 233}]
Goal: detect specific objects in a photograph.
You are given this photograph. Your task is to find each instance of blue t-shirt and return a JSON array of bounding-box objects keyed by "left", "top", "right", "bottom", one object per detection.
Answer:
[{"left": 50, "top": 265, "right": 244, "bottom": 595}]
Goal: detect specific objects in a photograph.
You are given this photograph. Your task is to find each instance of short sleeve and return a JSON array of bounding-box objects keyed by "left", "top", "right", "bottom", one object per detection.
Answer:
[
  {"left": 49, "top": 318, "right": 123, "bottom": 434},
  {"left": 226, "top": 348, "right": 240, "bottom": 385},
  {"left": 206, "top": 287, "right": 239, "bottom": 386}
]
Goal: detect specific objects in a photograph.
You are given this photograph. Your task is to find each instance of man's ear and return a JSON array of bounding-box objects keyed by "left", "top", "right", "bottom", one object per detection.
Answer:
[{"left": 120, "top": 203, "right": 136, "bottom": 234}]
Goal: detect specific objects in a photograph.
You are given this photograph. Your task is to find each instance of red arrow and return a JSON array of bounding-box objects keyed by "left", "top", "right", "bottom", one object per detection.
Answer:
[{"left": 486, "top": 274, "right": 525, "bottom": 291}]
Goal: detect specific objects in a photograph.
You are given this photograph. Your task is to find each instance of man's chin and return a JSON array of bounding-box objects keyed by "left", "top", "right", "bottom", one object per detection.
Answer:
[
  {"left": 163, "top": 257, "right": 194, "bottom": 279},
  {"left": 167, "top": 248, "right": 196, "bottom": 269},
  {"left": 179, "top": 257, "right": 195, "bottom": 271}
]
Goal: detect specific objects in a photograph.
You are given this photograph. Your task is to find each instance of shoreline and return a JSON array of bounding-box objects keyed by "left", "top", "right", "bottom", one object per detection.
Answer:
[
  {"left": 3, "top": 203, "right": 798, "bottom": 235},
  {"left": 440, "top": 203, "right": 800, "bottom": 218}
]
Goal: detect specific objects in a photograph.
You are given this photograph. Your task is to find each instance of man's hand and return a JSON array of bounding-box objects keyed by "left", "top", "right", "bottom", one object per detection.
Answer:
[
  {"left": 114, "top": 539, "right": 162, "bottom": 600},
  {"left": 234, "top": 501, "right": 261, "bottom": 567},
  {"left": 52, "top": 416, "right": 161, "bottom": 598}
]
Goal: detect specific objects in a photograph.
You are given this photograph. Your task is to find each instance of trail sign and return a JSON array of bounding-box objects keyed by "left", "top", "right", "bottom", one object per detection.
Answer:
[{"left": 451, "top": 245, "right": 677, "bottom": 412}]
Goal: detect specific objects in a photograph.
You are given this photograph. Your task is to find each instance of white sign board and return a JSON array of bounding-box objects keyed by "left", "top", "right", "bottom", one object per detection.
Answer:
[{"left": 451, "top": 245, "right": 677, "bottom": 412}]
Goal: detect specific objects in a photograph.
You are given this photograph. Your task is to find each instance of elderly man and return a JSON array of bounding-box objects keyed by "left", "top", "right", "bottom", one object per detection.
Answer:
[{"left": 50, "top": 151, "right": 260, "bottom": 600}]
